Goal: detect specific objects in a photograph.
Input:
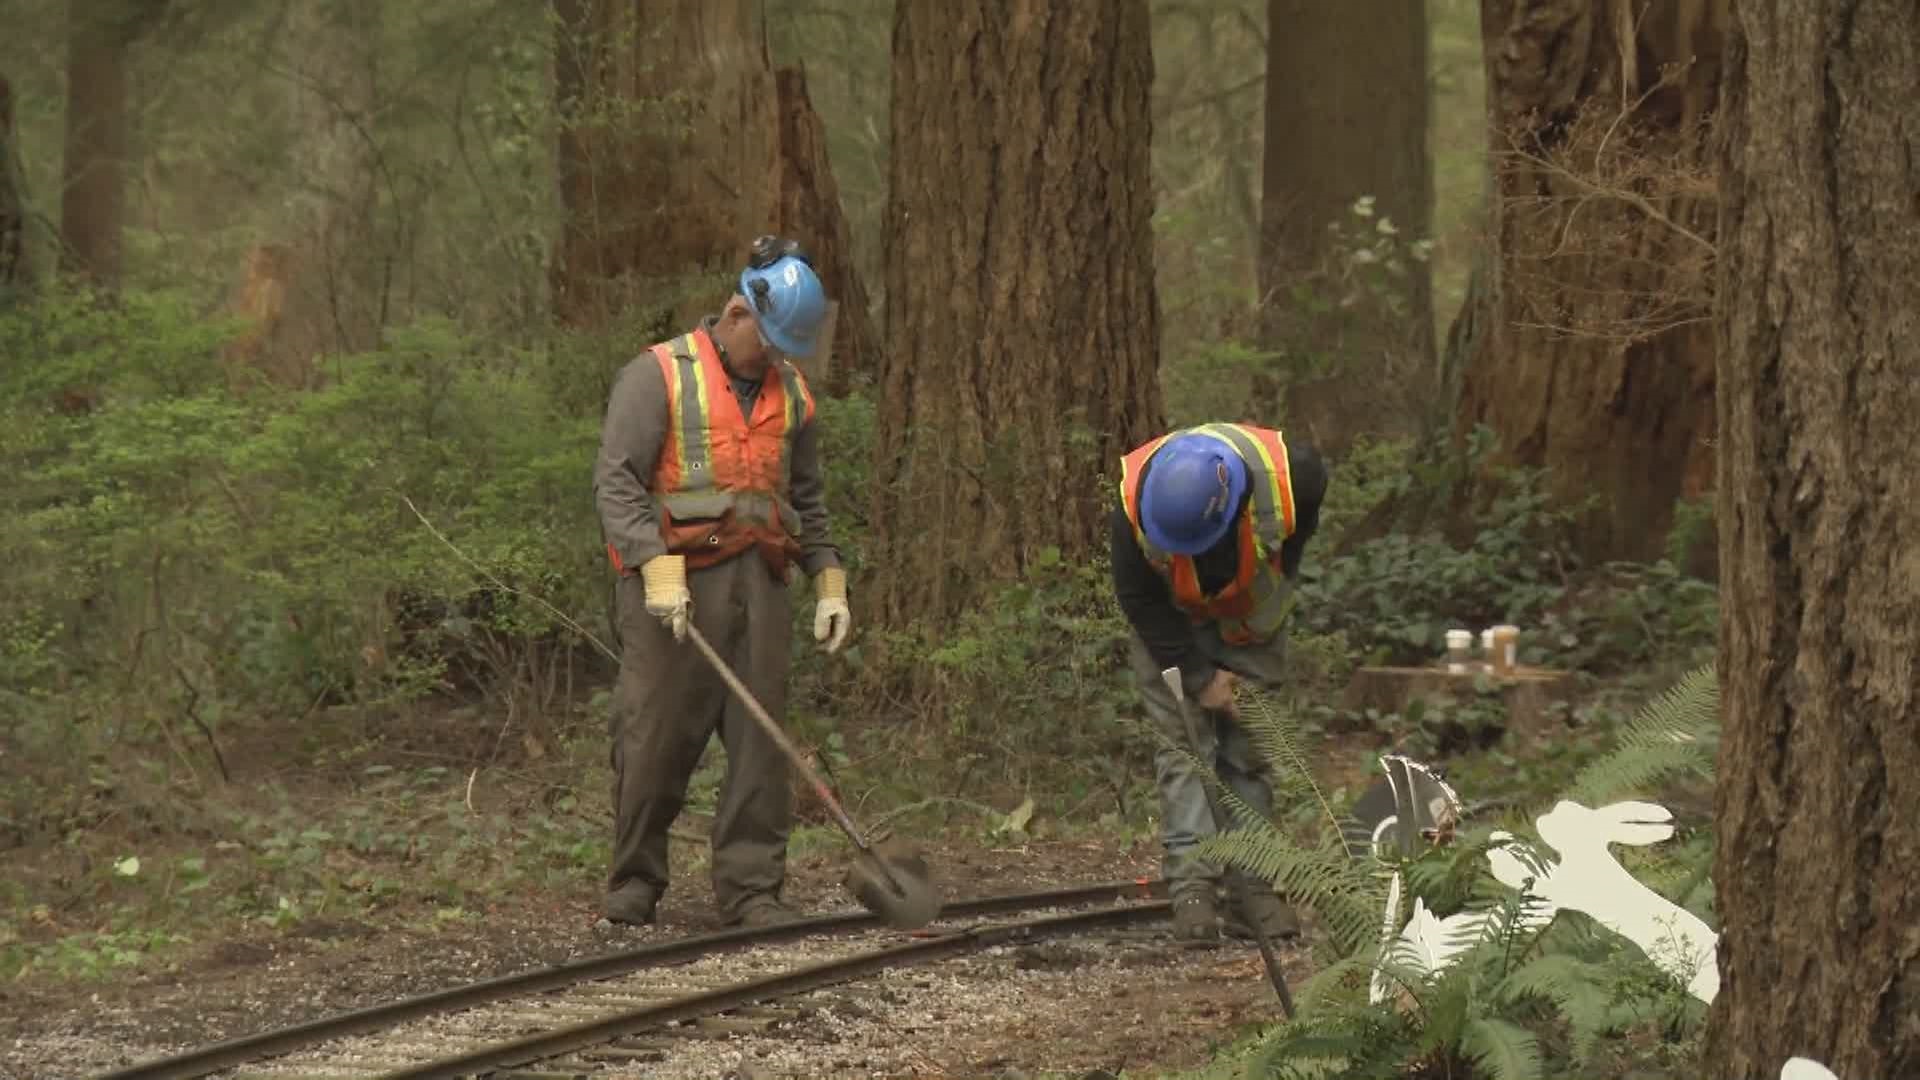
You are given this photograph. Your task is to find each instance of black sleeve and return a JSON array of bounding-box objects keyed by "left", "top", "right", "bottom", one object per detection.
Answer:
[
  {"left": 1110, "top": 505, "right": 1217, "bottom": 698},
  {"left": 1279, "top": 440, "right": 1328, "bottom": 579}
]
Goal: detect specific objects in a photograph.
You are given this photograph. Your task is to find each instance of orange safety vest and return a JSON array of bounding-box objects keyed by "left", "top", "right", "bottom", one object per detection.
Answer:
[
  {"left": 609, "top": 326, "right": 818, "bottom": 575},
  {"left": 1116, "top": 423, "right": 1298, "bottom": 645}
]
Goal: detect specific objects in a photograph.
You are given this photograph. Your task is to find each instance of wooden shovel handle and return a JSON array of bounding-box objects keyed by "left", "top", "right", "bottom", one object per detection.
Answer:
[{"left": 683, "top": 623, "right": 872, "bottom": 851}]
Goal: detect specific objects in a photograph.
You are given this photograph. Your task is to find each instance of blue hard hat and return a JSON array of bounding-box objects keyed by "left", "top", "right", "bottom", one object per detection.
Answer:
[
  {"left": 1140, "top": 434, "right": 1248, "bottom": 555},
  {"left": 740, "top": 250, "right": 828, "bottom": 358}
]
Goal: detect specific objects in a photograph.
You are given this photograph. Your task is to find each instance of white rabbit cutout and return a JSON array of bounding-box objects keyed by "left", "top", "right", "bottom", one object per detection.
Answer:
[
  {"left": 1486, "top": 800, "right": 1720, "bottom": 1003},
  {"left": 1370, "top": 798, "right": 1717, "bottom": 1004},
  {"left": 1355, "top": 777, "right": 1854, "bottom": 1080}
]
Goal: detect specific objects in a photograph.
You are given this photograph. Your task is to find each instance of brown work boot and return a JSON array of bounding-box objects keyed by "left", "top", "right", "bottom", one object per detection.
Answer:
[
  {"left": 603, "top": 881, "right": 659, "bottom": 927},
  {"left": 1170, "top": 885, "right": 1220, "bottom": 947},
  {"left": 732, "top": 895, "right": 804, "bottom": 928},
  {"left": 1225, "top": 876, "right": 1301, "bottom": 943}
]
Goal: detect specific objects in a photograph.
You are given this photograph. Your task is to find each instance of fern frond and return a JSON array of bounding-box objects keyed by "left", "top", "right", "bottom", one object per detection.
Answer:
[
  {"left": 1211, "top": 766, "right": 1285, "bottom": 834},
  {"left": 1134, "top": 717, "right": 1390, "bottom": 956},
  {"left": 1566, "top": 664, "right": 1719, "bottom": 804},
  {"left": 1288, "top": 954, "right": 1379, "bottom": 1012},
  {"left": 1402, "top": 826, "right": 1537, "bottom": 915},
  {"left": 1196, "top": 824, "right": 1388, "bottom": 954},
  {"left": 1132, "top": 716, "right": 1284, "bottom": 836},
  {"left": 1432, "top": 904, "right": 1509, "bottom": 960},
  {"left": 1412, "top": 964, "right": 1474, "bottom": 1050},
  {"left": 1247, "top": 1000, "right": 1414, "bottom": 1080},
  {"left": 1234, "top": 683, "right": 1342, "bottom": 833},
  {"left": 1460, "top": 1017, "right": 1546, "bottom": 1080},
  {"left": 1498, "top": 952, "right": 1617, "bottom": 1064},
  {"left": 1247, "top": 1032, "right": 1366, "bottom": 1078}
]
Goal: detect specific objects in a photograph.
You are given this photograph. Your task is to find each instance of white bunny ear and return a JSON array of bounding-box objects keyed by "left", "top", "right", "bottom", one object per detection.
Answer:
[
  {"left": 1616, "top": 821, "right": 1676, "bottom": 846},
  {"left": 1602, "top": 800, "right": 1675, "bottom": 825},
  {"left": 1592, "top": 801, "right": 1677, "bottom": 846},
  {"left": 1780, "top": 1058, "right": 1840, "bottom": 1080}
]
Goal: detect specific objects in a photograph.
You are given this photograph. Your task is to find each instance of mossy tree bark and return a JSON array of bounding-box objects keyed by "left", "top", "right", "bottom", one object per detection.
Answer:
[
  {"left": 550, "top": 0, "right": 879, "bottom": 396},
  {"left": 550, "top": 0, "right": 779, "bottom": 331},
  {"left": 1258, "top": 0, "right": 1434, "bottom": 453},
  {"left": 1707, "top": 1, "right": 1920, "bottom": 1076},
  {"left": 1450, "top": 0, "right": 1728, "bottom": 566},
  {"left": 217, "top": 0, "right": 381, "bottom": 390},
  {"left": 771, "top": 65, "right": 879, "bottom": 398},
  {"left": 59, "top": 3, "right": 148, "bottom": 290},
  {"left": 0, "top": 72, "right": 24, "bottom": 290},
  {"left": 870, "top": 0, "right": 1165, "bottom": 627}
]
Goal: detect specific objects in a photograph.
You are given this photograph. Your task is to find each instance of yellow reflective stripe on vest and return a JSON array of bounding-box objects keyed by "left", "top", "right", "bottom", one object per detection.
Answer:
[
  {"left": 1193, "top": 423, "right": 1290, "bottom": 553},
  {"left": 778, "top": 363, "right": 804, "bottom": 434},
  {"left": 1221, "top": 562, "right": 1295, "bottom": 642},
  {"left": 776, "top": 361, "right": 805, "bottom": 492},
  {"left": 1119, "top": 433, "right": 1173, "bottom": 555},
  {"left": 671, "top": 334, "right": 714, "bottom": 493}
]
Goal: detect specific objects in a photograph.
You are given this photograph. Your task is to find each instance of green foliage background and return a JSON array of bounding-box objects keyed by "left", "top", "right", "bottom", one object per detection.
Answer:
[{"left": 0, "top": 6, "right": 1722, "bottom": 1048}]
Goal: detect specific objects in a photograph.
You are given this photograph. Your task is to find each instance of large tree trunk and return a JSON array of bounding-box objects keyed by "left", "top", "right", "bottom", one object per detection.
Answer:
[
  {"left": 870, "top": 0, "right": 1165, "bottom": 627},
  {"left": 59, "top": 4, "right": 136, "bottom": 289},
  {"left": 220, "top": 0, "right": 381, "bottom": 389},
  {"left": 1258, "top": 0, "right": 1434, "bottom": 453},
  {"left": 1706, "top": 3, "right": 1920, "bottom": 1077},
  {"left": 1450, "top": 0, "right": 1728, "bottom": 565},
  {"left": 0, "top": 72, "right": 25, "bottom": 291},
  {"left": 550, "top": 1, "right": 876, "bottom": 360},
  {"left": 266, "top": 0, "right": 382, "bottom": 387},
  {"left": 285, "top": 0, "right": 381, "bottom": 363},
  {"left": 551, "top": 0, "right": 778, "bottom": 332},
  {"left": 772, "top": 66, "right": 878, "bottom": 398}
]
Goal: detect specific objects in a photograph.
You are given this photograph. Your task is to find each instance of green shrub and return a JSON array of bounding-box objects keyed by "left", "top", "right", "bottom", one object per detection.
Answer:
[
  {"left": 0, "top": 290, "right": 622, "bottom": 840},
  {"left": 1296, "top": 458, "right": 1580, "bottom": 667},
  {"left": 1296, "top": 445, "right": 1717, "bottom": 678}
]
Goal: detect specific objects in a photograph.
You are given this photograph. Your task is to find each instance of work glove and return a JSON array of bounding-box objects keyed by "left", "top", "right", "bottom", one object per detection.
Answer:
[
  {"left": 640, "top": 554, "right": 692, "bottom": 642},
  {"left": 813, "top": 566, "right": 851, "bottom": 653},
  {"left": 1195, "top": 668, "right": 1239, "bottom": 716}
]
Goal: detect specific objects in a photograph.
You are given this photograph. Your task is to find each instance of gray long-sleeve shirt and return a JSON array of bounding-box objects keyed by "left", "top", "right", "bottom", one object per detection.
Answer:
[{"left": 593, "top": 325, "right": 841, "bottom": 579}]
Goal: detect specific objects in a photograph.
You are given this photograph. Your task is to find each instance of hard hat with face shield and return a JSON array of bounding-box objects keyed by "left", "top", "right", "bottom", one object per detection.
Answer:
[{"left": 739, "top": 235, "right": 828, "bottom": 358}]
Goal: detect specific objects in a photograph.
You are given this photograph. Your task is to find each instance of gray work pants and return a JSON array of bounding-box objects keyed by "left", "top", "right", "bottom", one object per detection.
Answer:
[
  {"left": 607, "top": 553, "right": 793, "bottom": 919},
  {"left": 1127, "top": 624, "right": 1288, "bottom": 891}
]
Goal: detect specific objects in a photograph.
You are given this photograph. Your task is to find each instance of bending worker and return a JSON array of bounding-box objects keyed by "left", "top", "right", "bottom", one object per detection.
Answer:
[
  {"left": 1110, "top": 422, "right": 1327, "bottom": 945},
  {"left": 592, "top": 236, "right": 850, "bottom": 930}
]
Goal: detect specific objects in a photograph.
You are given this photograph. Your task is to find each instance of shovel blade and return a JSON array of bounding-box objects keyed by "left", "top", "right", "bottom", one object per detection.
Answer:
[{"left": 844, "top": 836, "right": 942, "bottom": 930}]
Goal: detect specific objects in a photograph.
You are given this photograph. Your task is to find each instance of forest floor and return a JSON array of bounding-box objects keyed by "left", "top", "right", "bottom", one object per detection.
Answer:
[
  {"left": 0, "top": 699, "right": 1389, "bottom": 1080},
  {"left": 0, "top": 649, "right": 1661, "bottom": 1079},
  {"left": 1, "top": 823, "right": 1303, "bottom": 1079}
]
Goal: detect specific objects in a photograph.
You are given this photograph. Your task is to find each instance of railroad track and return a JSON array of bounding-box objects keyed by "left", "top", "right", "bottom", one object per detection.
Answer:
[{"left": 97, "top": 878, "right": 1175, "bottom": 1080}]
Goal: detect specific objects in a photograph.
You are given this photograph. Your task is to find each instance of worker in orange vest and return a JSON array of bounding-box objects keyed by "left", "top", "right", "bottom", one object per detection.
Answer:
[
  {"left": 1111, "top": 423, "right": 1328, "bottom": 945},
  {"left": 592, "top": 236, "right": 849, "bottom": 929}
]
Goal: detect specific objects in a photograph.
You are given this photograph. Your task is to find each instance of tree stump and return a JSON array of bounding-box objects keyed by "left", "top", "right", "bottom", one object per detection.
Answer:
[{"left": 1342, "top": 664, "right": 1577, "bottom": 748}]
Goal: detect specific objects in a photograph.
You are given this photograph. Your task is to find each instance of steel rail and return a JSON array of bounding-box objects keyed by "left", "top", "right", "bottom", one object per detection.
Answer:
[
  {"left": 378, "top": 898, "right": 1173, "bottom": 1080},
  {"left": 95, "top": 877, "right": 1166, "bottom": 1080}
]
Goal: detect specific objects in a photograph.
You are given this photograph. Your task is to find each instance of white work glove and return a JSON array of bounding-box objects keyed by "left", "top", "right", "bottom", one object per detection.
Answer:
[
  {"left": 813, "top": 566, "right": 851, "bottom": 653},
  {"left": 639, "top": 554, "right": 691, "bottom": 642}
]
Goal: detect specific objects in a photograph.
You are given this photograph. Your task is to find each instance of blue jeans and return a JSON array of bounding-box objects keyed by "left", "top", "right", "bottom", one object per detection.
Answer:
[{"left": 1128, "top": 624, "right": 1287, "bottom": 892}]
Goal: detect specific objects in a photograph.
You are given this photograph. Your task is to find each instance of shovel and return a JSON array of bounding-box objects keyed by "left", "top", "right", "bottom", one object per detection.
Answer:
[
  {"left": 1161, "top": 666, "right": 1297, "bottom": 1018},
  {"left": 684, "top": 623, "right": 943, "bottom": 930}
]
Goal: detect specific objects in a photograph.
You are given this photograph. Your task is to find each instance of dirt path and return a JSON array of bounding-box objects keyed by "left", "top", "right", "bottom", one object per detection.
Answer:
[{"left": 0, "top": 837, "right": 1302, "bottom": 1079}]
